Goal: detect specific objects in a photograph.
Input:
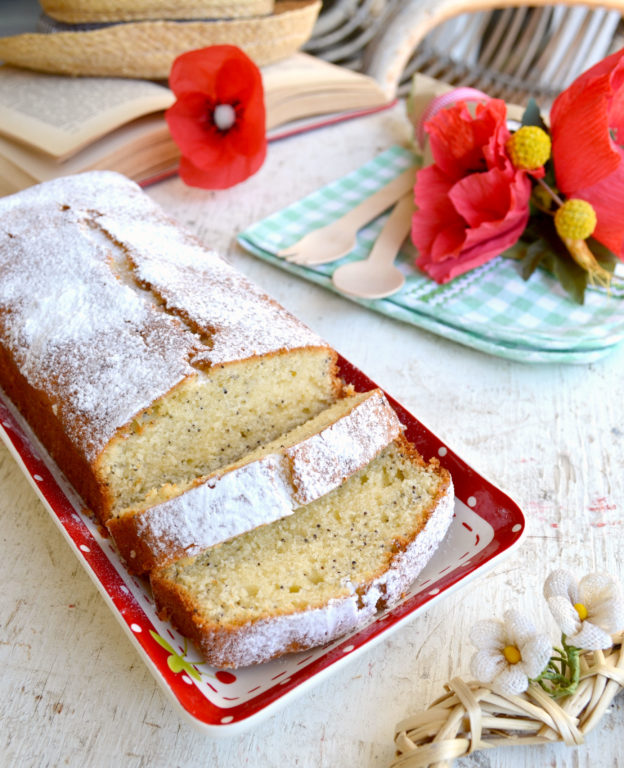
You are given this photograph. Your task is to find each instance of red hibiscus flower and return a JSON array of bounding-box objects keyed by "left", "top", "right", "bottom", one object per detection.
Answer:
[
  {"left": 166, "top": 45, "right": 266, "bottom": 189},
  {"left": 550, "top": 47, "right": 624, "bottom": 258},
  {"left": 412, "top": 99, "right": 535, "bottom": 283}
]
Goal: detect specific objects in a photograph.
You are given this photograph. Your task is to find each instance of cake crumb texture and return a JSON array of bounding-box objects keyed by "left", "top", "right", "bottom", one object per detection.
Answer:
[
  {"left": 151, "top": 437, "right": 454, "bottom": 668},
  {"left": 106, "top": 388, "right": 402, "bottom": 573}
]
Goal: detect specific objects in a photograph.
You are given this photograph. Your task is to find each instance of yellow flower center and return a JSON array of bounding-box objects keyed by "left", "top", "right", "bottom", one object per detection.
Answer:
[
  {"left": 503, "top": 645, "right": 522, "bottom": 665},
  {"left": 574, "top": 602, "right": 588, "bottom": 621},
  {"left": 506, "top": 126, "right": 551, "bottom": 170},
  {"left": 554, "top": 199, "right": 597, "bottom": 241}
]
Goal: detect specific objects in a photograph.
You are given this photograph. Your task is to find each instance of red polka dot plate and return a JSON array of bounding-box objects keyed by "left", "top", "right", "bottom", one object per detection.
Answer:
[{"left": 0, "top": 356, "right": 525, "bottom": 734}]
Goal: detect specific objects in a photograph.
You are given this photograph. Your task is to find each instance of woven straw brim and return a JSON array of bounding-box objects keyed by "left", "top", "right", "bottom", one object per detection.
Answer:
[
  {"left": 0, "top": 0, "right": 321, "bottom": 79},
  {"left": 40, "top": 0, "right": 274, "bottom": 23}
]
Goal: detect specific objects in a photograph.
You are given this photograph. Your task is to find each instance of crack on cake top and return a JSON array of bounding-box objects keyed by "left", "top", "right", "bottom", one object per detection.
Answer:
[{"left": 0, "top": 172, "right": 332, "bottom": 460}]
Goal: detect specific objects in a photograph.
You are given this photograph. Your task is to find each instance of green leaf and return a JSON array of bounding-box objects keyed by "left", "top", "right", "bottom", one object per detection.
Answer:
[
  {"left": 514, "top": 214, "right": 595, "bottom": 303},
  {"left": 528, "top": 215, "right": 592, "bottom": 303},
  {"left": 150, "top": 629, "right": 175, "bottom": 654},
  {"left": 521, "top": 98, "right": 549, "bottom": 132},
  {"left": 168, "top": 655, "right": 185, "bottom": 674},
  {"left": 521, "top": 239, "right": 548, "bottom": 280},
  {"left": 588, "top": 236, "right": 618, "bottom": 273},
  {"left": 542, "top": 162, "right": 557, "bottom": 190},
  {"left": 501, "top": 240, "right": 527, "bottom": 261},
  {"left": 506, "top": 210, "right": 619, "bottom": 304},
  {"left": 551, "top": 252, "right": 588, "bottom": 305}
]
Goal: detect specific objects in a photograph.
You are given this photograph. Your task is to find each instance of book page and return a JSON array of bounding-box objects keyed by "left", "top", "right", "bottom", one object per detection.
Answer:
[
  {"left": 0, "top": 53, "right": 393, "bottom": 192},
  {"left": 0, "top": 113, "right": 178, "bottom": 182},
  {"left": 262, "top": 53, "right": 383, "bottom": 92},
  {"left": 266, "top": 101, "right": 396, "bottom": 141},
  {"left": 262, "top": 54, "right": 389, "bottom": 129},
  {"left": 0, "top": 154, "right": 37, "bottom": 197},
  {"left": 0, "top": 67, "right": 174, "bottom": 159}
]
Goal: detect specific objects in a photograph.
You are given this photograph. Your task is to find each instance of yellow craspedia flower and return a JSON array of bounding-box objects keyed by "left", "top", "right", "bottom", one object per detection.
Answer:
[
  {"left": 554, "top": 199, "right": 597, "bottom": 241},
  {"left": 506, "top": 126, "right": 551, "bottom": 170}
]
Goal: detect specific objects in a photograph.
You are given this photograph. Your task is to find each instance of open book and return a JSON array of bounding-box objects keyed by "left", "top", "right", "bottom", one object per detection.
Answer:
[{"left": 0, "top": 53, "right": 392, "bottom": 195}]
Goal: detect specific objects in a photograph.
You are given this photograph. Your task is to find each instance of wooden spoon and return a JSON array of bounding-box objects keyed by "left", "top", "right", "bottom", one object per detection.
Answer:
[{"left": 332, "top": 193, "right": 413, "bottom": 299}]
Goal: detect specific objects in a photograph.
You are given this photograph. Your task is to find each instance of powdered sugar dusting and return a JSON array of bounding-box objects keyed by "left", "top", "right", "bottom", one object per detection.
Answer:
[
  {"left": 137, "top": 454, "right": 295, "bottom": 560},
  {"left": 0, "top": 179, "right": 196, "bottom": 459},
  {"left": 288, "top": 390, "right": 402, "bottom": 505},
  {"left": 0, "top": 171, "right": 328, "bottom": 459},
  {"left": 94, "top": 196, "right": 328, "bottom": 365}
]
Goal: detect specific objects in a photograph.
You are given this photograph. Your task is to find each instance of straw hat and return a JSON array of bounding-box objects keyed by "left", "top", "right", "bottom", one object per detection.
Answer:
[
  {"left": 40, "top": 0, "right": 275, "bottom": 23},
  {"left": 0, "top": 0, "right": 321, "bottom": 79}
]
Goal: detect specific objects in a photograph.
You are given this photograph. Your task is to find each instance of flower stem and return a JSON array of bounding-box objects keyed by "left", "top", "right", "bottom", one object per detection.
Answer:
[
  {"left": 535, "top": 176, "right": 565, "bottom": 207},
  {"left": 533, "top": 634, "right": 581, "bottom": 699}
]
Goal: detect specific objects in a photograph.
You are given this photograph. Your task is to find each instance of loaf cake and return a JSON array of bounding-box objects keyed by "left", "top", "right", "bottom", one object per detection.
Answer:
[
  {"left": 151, "top": 436, "right": 454, "bottom": 668},
  {"left": 1, "top": 171, "right": 455, "bottom": 671},
  {"left": 108, "top": 388, "right": 402, "bottom": 573},
  {"left": 0, "top": 171, "right": 340, "bottom": 522}
]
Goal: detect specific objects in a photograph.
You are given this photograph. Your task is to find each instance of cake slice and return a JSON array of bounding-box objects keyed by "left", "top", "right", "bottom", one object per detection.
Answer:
[
  {"left": 0, "top": 172, "right": 340, "bottom": 521},
  {"left": 107, "top": 388, "right": 402, "bottom": 573},
  {"left": 151, "top": 436, "right": 454, "bottom": 668}
]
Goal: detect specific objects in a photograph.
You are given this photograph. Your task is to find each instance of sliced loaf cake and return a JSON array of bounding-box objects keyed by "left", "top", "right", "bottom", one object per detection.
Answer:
[
  {"left": 107, "top": 388, "right": 402, "bottom": 573},
  {"left": 1, "top": 172, "right": 455, "bottom": 673},
  {"left": 151, "top": 436, "right": 454, "bottom": 668}
]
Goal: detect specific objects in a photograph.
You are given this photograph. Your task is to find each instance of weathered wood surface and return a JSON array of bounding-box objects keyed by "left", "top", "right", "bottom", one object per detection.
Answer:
[{"left": 1, "top": 104, "right": 623, "bottom": 768}]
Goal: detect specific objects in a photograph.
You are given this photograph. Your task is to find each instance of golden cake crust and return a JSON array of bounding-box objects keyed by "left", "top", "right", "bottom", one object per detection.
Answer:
[{"left": 0, "top": 171, "right": 338, "bottom": 519}]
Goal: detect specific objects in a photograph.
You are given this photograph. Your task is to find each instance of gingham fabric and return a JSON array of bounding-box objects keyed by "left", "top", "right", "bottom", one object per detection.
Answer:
[{"left": 238, "top": 146, "right": 624, "bottom": 364}]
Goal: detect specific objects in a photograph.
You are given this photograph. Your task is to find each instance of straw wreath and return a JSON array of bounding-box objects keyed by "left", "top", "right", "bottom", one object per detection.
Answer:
[{"left": 391, "top": 570, "right": 624, "bottom": 767}]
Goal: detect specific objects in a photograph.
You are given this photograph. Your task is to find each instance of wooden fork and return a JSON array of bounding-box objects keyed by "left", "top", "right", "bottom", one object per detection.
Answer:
[{"left": 277, "top": 166, "right": 416, "bottom": 266}]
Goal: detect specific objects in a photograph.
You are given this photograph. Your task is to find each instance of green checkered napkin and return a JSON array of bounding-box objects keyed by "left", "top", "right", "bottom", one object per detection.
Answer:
[{"left": 238, "top": 146, "right": 624, "bottom": 364}]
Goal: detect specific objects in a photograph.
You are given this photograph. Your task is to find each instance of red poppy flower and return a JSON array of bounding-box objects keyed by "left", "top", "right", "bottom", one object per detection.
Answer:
[
  {"left": 550, "top": 47, "right": 624, "bottom": 257},
  {"left": 412, "top": 99, "right": 534, "bottom": 283},
  {"left": 166, "top": 45, "right": 267, "bottom": 189}
]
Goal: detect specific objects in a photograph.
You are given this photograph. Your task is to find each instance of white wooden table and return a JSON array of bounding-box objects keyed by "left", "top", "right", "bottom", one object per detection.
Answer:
[{"left": 1, "top": 104, "right": 623, "bottom": 768}]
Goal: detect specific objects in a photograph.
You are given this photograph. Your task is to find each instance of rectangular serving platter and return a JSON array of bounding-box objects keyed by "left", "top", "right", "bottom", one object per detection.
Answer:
[{"left": 0, "top": 355, "right": 525, "bottom": 735}]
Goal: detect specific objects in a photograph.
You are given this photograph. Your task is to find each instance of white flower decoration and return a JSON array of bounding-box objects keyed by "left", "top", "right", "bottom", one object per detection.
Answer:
[
  {"left": 544, "top": 569, "right": 624, "bottom": 650},
  {"left": 470, "top": 609, "right": 552, "bottom": 696}
]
